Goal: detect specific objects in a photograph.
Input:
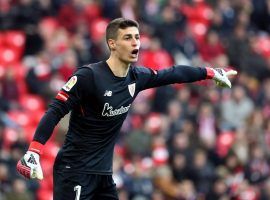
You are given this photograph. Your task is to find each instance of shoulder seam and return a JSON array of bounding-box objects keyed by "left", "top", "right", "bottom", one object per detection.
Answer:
[{"left": 76, "top": 65, "right": 95, "bottom": 94}]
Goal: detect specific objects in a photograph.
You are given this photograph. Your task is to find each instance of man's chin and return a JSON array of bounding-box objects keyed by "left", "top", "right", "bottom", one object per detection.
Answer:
[
  {"left": 129, "top": 57, "right": 138, "bottom": 63},
  {"left": 121, "top": 57, "right": 138, "bottom": 65}
]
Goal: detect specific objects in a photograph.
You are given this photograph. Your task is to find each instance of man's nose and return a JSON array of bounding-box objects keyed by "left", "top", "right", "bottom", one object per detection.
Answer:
[{"left": 131, "top": 38, "right": 138, "bottom": 46}]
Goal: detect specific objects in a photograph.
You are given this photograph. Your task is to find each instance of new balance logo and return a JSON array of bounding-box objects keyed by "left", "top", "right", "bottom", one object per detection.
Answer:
[
  {"left": 27, "top": 155, "right": 37, "bottom": 165},
  {"left": 104, "top": 90, "right": 112, "bottom": 96}
]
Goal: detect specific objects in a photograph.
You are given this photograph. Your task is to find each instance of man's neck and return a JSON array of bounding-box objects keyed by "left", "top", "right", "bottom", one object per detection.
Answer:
[{"left": 106, "top": 57, "right": 130, "bottom": 77}]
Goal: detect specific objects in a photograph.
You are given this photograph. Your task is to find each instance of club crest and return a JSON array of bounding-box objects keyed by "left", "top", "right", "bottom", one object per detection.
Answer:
[{"left": 128, "top": 83, "right": 136, "bottom": 97}]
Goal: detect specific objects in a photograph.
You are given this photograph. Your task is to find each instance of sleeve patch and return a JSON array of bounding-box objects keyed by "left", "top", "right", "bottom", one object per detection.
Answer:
[
  {"left": 56, "top": 91, "right": 69, "bottom": 102},
  {"left": 62, "top": 76, "right": 77, "bottom": 91}
]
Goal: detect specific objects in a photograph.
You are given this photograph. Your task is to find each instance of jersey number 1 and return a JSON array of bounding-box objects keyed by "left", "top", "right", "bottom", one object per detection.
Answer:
[{"left": 74, "top": 185, "right": 81, "bottom": 200}]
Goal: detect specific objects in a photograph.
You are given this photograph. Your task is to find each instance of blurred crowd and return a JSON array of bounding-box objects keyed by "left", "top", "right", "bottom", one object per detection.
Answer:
[{"left": 0, "top": 0, "right": 270, "bottom": 199}]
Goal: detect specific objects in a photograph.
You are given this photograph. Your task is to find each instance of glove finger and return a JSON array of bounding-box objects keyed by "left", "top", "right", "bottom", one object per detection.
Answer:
[
  {"left": 226, "top": 80, "right": 232, "bottom": 88},
  {"left": 17, "top": 160, "right": 31, "bottom": 179},
  {"left": 36, "top": 166, "right": 44, "bottom": 180},
  {"left": 30, "top": 167, "right": 36, "bottom": 179},
  {"left": 223, "top": 78, "right": 232, "bottom": 88},
  {"left": 215, "top": 79, "right": 231, "bottom": 88},
  {"left": 31, "top": 165, "right": 44, "bottom": 180},
  {"left": 225, "top": 70, "right": 237, "bottom": 76}
]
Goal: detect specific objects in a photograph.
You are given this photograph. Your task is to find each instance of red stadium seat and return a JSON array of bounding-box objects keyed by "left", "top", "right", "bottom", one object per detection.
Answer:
[
  {"left": 84, "top": 3, "right": 101, "bottom": 23},
  {"left": 11, "top": 62, "right": 27, "bottom": 82},
  {"left": 255, "top": 35, "right": 270, "bottom": 58},
  {"left": 41, "top": 159, "right": 54, "bottom": 177},
  {"left": 181, "top": 0, "right": 213, "bottom": 25},
  {"left": 2, "top": 127, "right": 19, "bottom": 149},
  {"left": 43, "top": 141, "right": 59, "bottom": 162},
  {"left": 8, "top": 110, "right": 32, "bottom": 127},
  {"left": 145, "top": 113, "right": 163, "bottom": 135},
  {"left": 23, "top": 125, "right": 36, "bottom": 143},
  {"left": 0, "top": 64, "right": 6, "bottom": 79},
  {"left": 216, "top": 131, "right": 235, "bottom": 157},
  {"left": 181, "top": 0, "right": 213, "bottom": 44},
  {"left": 139, "top": 34, "right": 151, "bottom": 50},
  {"left": 0, "top": 32, "right": 4, "bottom": 47},
  {"left": 114, "top": 144, "right": 125, "bottom": 156},
  {"left": 19, "top": 94, "right": 45, "bottom": 112},
  {"left": 0, "top": 47, "right": 20, "bottom": 65},
  {"left": 89, "top": 18, "right": 109, "bottom": 42},
  {"left": 152, "top": 146, "right": 169, "bottom": 166},
  {"left": 188, "top": 21, "right": 207, "bottom": 44},
  {"left": 142, "top": 51, "right": 171, "bottom": 69},
  {"left": 5, "top": 31, "right": 25, "bottom": 57},
  {"left": 37, "top": 144, "right": 57, "bottom": 200},
  {"left": 39, "top": 17, "right": 59, "bottom": 40},
  {"left": 37, "top": 189, "right": 53, "bottom": 200},
  {"left": 30, "top": 109, "right": 44, "bottom": 125},
  {"left": 16, "top": 79, "right": 28, "bottom": 96},
  {"left": 0, "top": 31, "right": 25, "bottom": 65}
]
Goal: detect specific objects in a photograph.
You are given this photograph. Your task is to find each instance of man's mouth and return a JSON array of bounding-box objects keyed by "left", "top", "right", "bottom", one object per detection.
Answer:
[{"left": 131, "top": 49, "right": 139, "bottom": 57}]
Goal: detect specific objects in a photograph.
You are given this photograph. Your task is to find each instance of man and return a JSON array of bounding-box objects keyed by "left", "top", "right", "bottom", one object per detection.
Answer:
[{"left": 17, "top": 18, "right": 237, "bottom": 199}]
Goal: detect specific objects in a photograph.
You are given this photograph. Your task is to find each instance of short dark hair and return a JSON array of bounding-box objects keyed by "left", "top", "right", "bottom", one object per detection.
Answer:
[{"left": 106, "top": 18, "right": 139, "bottom": 42}]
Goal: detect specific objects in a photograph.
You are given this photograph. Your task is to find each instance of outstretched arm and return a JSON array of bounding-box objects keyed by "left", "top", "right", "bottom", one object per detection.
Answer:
[{"left": 134, "top": 65, "right": 237, "bottom": 90}]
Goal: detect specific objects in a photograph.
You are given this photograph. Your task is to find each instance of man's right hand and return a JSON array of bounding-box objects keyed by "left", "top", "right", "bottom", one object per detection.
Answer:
[
  {"left": 17, "top": 151, "right": 43, "bottom": 180},
  {"left": 17, "top": 141, "right": 44, "bottom": 180}
]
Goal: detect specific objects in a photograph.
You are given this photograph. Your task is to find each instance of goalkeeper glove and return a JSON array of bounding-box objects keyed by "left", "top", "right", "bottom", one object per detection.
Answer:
[
  {"left": 17, "top": 141, "right": 44, "bottom": 180},
  {"left": 206, "top": 67, "right": 237, "bottom": 88}
]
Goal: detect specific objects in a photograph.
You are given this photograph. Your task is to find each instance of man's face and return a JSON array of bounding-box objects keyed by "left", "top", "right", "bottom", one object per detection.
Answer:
[{"left": 110, "top": 27, "right": 140, "bottom": 64}]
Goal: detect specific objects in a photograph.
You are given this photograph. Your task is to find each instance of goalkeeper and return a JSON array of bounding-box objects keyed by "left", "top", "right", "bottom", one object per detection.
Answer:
[{"left": 17, "top": 18, "right": 237, "bottom": 200}]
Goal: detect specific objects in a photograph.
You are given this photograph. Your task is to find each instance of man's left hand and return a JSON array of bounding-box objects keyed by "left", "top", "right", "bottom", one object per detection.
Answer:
[{"left": 206, "top": 67, "right": 238, "bottom": 88}]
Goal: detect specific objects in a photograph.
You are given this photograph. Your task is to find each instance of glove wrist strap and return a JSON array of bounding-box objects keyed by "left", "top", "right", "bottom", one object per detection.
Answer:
[
  {"left": 29, "top": 141, "right": 44, "bottom": 155},
  {"left": 205, "top": 67, "right": 215, "bottom": 79}
]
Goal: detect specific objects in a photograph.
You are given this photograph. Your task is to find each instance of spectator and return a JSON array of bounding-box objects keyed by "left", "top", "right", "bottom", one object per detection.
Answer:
[
  {"left": 225, "top": 23, "right": 250, "bottom": 71},
  {"left": 4, "top": 178, "right": 33, "bottom": 200},
  {"left": 155, "top": 4, "right": 186, "bottom": 55},
  {"left": 189, "top": 148, "right": 216, "bottom": 195},
  {"left": 244, "top": 145, "right": 270, "bottom": 184},
  {"left": 206, "top": 178, "right": 230, "bottom": 200},
  {"left": 1, "top": 68, "right": 20, "bottom": 107},
  {"left": 0, "top": 162, "right": 10, "bottom": 195},
  {"left": 197, "top": 102, "right": 217, "bottom": 148},
  {"left": 260, "top": 178, "right": 270, "bottom": 200},
  {"left": 170, "top": 152, "right": 190, "bottom": 182},
  {"left": 153, "top": 165, "right": 182, "bottom": 199},
  {"left": 220, "top": 85, "right": 254, "bottom": 130},
  {"left": 0, "top": 0, "right": 16, "bottom": 30},
  {"left": 199, "top": 29, "right": 225, "bottom": 64},
  {"left": 250, "top": 0, "right": 270, "bottom": 32}
]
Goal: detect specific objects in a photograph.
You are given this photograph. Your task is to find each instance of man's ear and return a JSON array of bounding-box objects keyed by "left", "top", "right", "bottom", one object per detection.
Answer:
[{"left": 108, "top": 39, "right": 116, "bottom": 50}]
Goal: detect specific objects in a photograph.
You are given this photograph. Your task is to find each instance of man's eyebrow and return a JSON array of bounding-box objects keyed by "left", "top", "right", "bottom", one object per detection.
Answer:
[{"left": 122, "top": 33, "right": 140, "bottom": 37}]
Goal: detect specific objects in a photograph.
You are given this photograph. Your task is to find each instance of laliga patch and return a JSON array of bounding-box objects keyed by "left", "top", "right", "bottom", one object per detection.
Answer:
[{"left": 62, "top": 76, "right": 77, "bottom": 91}]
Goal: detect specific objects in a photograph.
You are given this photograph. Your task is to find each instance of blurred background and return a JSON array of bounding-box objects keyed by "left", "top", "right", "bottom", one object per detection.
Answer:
[{"left": 0, "top": 0, "right": 270, "bottom": 199}]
